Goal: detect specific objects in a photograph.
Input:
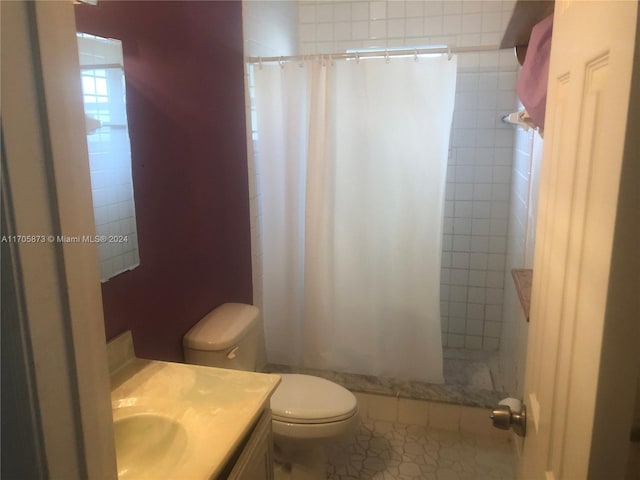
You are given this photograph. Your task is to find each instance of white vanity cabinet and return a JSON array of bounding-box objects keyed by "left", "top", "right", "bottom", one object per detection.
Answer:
[{"left": 224, "top": 409, "right": 274, "bottom": 480}]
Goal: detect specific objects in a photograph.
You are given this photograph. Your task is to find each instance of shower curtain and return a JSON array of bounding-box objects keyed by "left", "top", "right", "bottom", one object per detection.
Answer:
[{"left": 253, "top": 54, "right": 456, "bottom": 383}]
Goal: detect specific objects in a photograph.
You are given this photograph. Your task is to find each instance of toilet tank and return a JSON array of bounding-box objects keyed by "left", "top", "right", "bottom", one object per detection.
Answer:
[{"left": 183, "top": 303, "right": 259, "bottom": 372}]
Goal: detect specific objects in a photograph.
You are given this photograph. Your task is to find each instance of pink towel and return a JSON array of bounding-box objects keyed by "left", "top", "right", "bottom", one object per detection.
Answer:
[{"left": 516, "top": 14, "right": 554, "bottom": 129}]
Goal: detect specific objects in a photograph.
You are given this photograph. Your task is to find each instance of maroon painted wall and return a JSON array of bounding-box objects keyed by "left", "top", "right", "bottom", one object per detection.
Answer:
[{"left": 75, "top": 1, "right": 252, "bottom": 361}]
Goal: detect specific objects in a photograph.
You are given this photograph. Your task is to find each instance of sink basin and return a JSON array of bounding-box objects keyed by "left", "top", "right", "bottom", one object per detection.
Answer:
[{"left": 113, "top": 413, "right": 188, "bottom": 478}]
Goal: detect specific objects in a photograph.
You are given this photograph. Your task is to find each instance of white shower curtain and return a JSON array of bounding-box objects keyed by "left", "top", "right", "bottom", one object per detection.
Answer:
[{"left": 254, "top": 54, "right": 457, "bottom": 383}]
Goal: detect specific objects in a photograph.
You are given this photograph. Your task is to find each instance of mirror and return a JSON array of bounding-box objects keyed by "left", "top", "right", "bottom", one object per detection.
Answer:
[{"left": 76, "top": 33, "right": 140, "bottom": 282}]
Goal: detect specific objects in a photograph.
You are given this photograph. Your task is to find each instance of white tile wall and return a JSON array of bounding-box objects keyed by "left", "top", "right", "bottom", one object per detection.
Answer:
[
  {"left": 496, "top": 126, "right": 542, "bottom": 395},
  {"left": 243, "top": 0, "right": 299, "bottom": 58},
  {"left": 87, "top": 128, "right": 140, "bottom": 282},
  {"left": 298, "top": 0, "right": 514, "bottom": 54},
  {"left": 77, "top": 34, "right": 140, "bottom": 282}
]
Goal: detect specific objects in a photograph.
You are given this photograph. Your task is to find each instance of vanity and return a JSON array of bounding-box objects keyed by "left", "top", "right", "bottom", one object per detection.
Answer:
[{"left": 107, "top": 332, "right": 280, "bottom": 479}]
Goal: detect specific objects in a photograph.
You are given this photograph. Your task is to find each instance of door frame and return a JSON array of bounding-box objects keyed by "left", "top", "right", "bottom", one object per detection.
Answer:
[
  {"left": 587, "top": 9, "right": 640, "bottom": 473},
  {"left": 2, "top": 1, "right": 638, "bottom": 478},
  {"left": 2, "top": 2, "right": 116, "bottom": 478}
]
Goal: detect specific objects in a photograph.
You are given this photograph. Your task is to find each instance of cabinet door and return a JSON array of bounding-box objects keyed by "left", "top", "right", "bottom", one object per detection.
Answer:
[{"left": 227, "top": 410, "right": 274, "bottom": 480}]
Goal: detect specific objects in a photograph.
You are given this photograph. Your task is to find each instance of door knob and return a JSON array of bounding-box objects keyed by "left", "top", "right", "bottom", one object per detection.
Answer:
[{"left": 490, "top": 403, "right": 526, "bottom": 437}]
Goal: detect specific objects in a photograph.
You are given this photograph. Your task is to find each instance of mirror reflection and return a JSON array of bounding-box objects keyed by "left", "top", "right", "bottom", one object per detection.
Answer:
[{"left": 77, "top": 33, "right": 140, "bottom": 281}]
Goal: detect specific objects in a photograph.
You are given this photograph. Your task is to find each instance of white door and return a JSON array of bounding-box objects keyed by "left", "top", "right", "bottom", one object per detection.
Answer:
[{"left": 520, "top": 1, "right": 638, "bottom": 479}]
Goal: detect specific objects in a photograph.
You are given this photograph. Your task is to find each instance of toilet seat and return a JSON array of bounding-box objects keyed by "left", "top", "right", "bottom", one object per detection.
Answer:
[{"left": 270, "top": 374, "right": 358, "bottom": 424}]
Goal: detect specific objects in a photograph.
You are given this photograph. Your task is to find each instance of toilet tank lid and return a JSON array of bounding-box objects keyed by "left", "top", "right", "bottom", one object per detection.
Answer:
[{"left": 183, "top": 303, "right": 259, "bottom": 351}]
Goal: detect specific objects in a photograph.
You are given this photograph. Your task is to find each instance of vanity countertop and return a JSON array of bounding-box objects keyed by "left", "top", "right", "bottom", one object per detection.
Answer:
[{"left": 108, "top": 332, "right": 280, "bottom": 479}]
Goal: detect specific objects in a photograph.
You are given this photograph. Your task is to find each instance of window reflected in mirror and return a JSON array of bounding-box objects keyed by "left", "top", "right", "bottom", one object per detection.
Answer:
[{"left": 77, "top": 33, "right": 140, "bottom": 281}]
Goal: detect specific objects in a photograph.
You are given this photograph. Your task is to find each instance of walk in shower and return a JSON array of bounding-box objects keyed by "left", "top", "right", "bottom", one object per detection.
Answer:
[{"left": 243, "top": 0, "right": 529, "bottom": 409}]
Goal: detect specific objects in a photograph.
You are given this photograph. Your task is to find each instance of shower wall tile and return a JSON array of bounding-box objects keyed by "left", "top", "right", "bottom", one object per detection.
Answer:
[
  {"left": 244, "top": 1, "right": 299, "bottom": 58},
  {"left": 298, "top": 0, "right": 516, "bottom": 54},
  {"left": 497, "top": 127, "right": 541, "bottom": 396}
]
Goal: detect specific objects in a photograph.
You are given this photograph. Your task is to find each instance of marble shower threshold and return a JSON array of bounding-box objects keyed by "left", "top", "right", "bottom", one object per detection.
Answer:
[{"left": 265, "top": 361, "right": 507, "bottom": 409}]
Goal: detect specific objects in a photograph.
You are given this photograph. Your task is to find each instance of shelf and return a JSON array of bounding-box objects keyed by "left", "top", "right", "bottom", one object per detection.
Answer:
[
  {"left": 500, "top": 0, "right": 555, "bottom": 64},
  {"left": 511, "top": 269, "right": 533, "bottom": 322}
]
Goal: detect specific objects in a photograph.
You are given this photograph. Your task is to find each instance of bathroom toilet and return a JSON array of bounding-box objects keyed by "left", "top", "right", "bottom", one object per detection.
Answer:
[{"left": 183, "top": 303, "right": 359, "bottom": 480}]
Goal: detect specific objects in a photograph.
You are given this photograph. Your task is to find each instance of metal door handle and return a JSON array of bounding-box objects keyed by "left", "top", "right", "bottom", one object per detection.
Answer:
[{"left": 490, "top": 403, "right": 527, "bottom": 437}]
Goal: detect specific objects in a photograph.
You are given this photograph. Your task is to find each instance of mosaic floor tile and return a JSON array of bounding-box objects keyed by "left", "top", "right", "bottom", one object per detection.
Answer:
[{"left": 326, "top": 419, "right": 516, "bottom": 480}]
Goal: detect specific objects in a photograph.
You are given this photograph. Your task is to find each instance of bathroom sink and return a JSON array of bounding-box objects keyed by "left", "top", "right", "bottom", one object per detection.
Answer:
[{"left": 113, "top": 413, "right": 188, "bottom": 478}]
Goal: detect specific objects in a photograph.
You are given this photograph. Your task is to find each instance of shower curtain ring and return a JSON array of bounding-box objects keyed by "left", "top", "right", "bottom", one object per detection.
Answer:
[
  {"left": 278, "top": 57, "right": 284, "bottom": 69},
  {"left": 258, "top": 57, "right": 263, "bottom": 70},
  {"left": 447, "top": 46, "right": 453, "bottom": 61},
  {"left": 414, "top": 49, "right": 419, "bottom": 62},
  {"left": 356, "top": 52, "right": 360, "bottom": 64},
  {"left": 385, "top": 50, "right": 390, "bottom": 64}
]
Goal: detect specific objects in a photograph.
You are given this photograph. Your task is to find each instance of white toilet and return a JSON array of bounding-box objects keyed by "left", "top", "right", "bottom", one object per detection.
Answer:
[{"left": 183, "top": 303, "right": 359, "bottom": 480}]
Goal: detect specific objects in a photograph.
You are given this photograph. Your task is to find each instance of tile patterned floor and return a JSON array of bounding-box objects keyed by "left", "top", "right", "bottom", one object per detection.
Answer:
[{"left": 326, "top": 419, "right": 516, "bottom": 480}]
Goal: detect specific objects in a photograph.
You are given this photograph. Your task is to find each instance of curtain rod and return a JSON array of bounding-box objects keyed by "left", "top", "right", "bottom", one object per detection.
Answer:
[{"left": 247, "top": 44, "right": 502, "bottom": 64}]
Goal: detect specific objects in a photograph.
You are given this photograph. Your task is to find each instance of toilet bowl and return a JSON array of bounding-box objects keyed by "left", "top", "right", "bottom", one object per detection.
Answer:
[
  {"left": 182, "top": 303, "right": 359, "bottom": 480},
  {"left": 270, "top": 374, "right": 358, "bottom": 480}
]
